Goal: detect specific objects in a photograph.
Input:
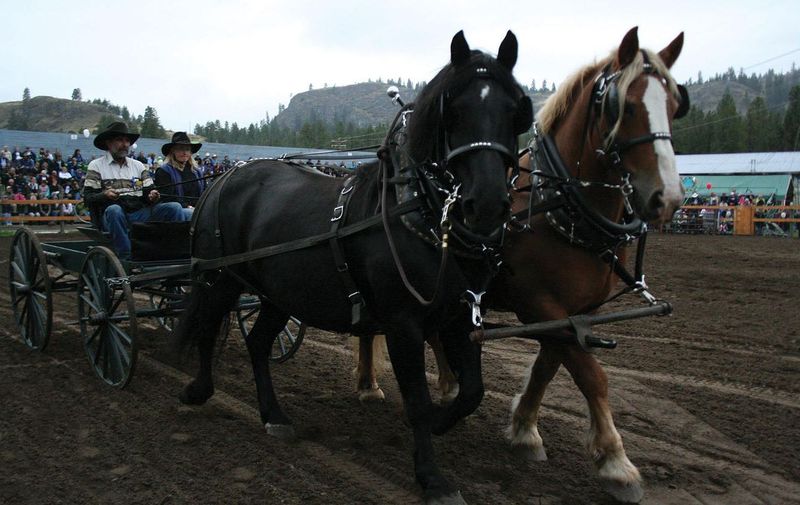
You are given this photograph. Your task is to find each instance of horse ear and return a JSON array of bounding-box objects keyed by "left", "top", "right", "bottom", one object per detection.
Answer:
[
  {"left": 617, "top": 26, "right": 639, "bottom": 68},
  {"left": 497, "top": 30, "right": 518, "bottom": 71},
  {"left": 658, "top": 32, "right": 684, "bottom": 69},
  {"left": 451, "top": 30, "right": 471, "bottom": 67}
]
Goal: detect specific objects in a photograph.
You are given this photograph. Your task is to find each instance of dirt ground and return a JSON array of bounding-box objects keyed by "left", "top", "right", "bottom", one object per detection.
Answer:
[{"left": 1, "top": 230, "right": 799, "bottom": 504}]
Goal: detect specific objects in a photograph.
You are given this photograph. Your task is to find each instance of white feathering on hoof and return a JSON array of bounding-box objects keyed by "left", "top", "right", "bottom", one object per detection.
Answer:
[
  {"left": 597, "top": 452, "right": 643, "bottom": 503},
  {"left": 358, "top": 387, "right": 386, "bottom": 403},
  {"left": 505, "top": 393, "right": 548, "bottom": 461}
]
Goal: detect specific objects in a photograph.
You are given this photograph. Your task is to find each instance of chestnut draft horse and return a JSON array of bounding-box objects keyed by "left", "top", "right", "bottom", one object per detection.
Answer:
[
  {"left": 357, "top": 27, "right": 688, "bottom": 503},
  {"left": 177, "top": 31, "right": 533, "bottom": 505}
]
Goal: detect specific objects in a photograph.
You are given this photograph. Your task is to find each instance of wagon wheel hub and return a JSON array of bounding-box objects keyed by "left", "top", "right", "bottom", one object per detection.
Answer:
[
  {"left": 15, "top": 284, "right": 31, "bottom": 295},
  {"left": 89, "top": 311, "right": 108, "bottom": 324}
]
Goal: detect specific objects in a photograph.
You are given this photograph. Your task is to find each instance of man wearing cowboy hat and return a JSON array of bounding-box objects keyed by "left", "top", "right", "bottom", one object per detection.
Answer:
[
  {"left": 82, "top": 121, "right": 187, "bottom": 259},
  {"left": 154, "top": 132, "right": 204, "bottom": 215}
]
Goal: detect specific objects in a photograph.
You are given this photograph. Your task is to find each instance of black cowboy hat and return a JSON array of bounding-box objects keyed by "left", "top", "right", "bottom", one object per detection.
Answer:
[
  {"left": 161, "top": 131, "right": 202, "bottom": 156},
  {"left": 93, "top": 121, "right": 140, "bottom": 150}
]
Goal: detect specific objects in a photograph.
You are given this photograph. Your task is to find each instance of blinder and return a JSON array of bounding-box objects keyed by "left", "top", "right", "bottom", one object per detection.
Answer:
[
  {"left": 674, "top": 84, "right": 690, "bottom": 119},
  {"left": 594, "top": 62, "right": 690, "bottom": 126},
  {"left": 515, "top": 95, "right": 534, "bottom": 135}
]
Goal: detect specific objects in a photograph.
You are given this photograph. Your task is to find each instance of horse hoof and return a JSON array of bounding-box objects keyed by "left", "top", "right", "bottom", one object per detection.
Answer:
[
  {"left": 178, "top": 385, "right": 214, "bottom": 405},
  {"left": 511, "top": 443, "right": 547, "bottom": 462},
  {"left": 602, "top": 479, "right": 644, "bottom": 503},
  {"left": 358, "top": 387, "right": 385, "bottom": 403},
  {"left": 426, "top": 490, "right": 466, "bottom": 505},
  {"left": 265, "top": 423, "right": 296, "bottom": 440},
  {"left": 440, "top": 384, "right": 460, "bottom": 405}
]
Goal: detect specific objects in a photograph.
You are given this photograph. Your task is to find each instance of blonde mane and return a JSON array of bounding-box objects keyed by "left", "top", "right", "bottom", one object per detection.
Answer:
[{"left": 537, "top": 48, "right": 680, "bottom": 147}]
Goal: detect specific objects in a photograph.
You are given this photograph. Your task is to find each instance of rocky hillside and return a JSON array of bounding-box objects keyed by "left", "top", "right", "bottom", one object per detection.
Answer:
[
  {"left": 2, "top": 65, "right": 797, "bottom": 135},
  {"left": 271, "top": 81, "right": 552, "bottom": 130},
  {"left": 0, "top": 96, "right": 112, "bottom": 133},
  {"left": 271, "top": 82, "right": 419, "bottom": 130}
]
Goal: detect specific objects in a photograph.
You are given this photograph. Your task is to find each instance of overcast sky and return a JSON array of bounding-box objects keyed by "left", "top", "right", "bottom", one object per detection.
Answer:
[{"left": 2, "top": 0, "right": 797, "bottom": 132}]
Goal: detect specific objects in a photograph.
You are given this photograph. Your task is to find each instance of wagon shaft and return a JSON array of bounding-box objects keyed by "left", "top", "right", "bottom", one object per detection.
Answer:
[{"left": 470, "top": 301, "right": 673, "bottom": 344}]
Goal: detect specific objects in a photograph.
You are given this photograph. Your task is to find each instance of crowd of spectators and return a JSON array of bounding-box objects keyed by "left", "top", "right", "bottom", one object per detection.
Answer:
[
  {"left": 670, "top": 190, "right": 796, "bottom": 235},
  {"left": 0, "top": 144, "right": 354, "bottom": 224},
  {"left": 0, "top": 145, "right": 88, "bottom": 221}
]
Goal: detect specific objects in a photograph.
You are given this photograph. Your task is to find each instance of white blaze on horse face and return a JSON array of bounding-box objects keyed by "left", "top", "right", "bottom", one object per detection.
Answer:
[
  {"left": 480, "top": 84, "right": 491, "bottom": 101},
  {"left": 643, "top": 77, "right": 683, "bottom": 206}
]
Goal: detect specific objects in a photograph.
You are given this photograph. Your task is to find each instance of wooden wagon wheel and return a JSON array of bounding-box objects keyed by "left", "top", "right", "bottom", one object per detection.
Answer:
[
  {"left": 237, "top": 304, "right": 306, "bottom": 363},
  {"left": 148, "top": 285, "right": 186, "bottom": 332},
  {"left": 77, "top": 247, "right": 138, "bottom": 388},
  {"left": 8, "top": 227, "right": 53, "bottom": 351}
]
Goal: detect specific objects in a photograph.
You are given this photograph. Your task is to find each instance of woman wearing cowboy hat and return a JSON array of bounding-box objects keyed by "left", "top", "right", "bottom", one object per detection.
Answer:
[{"left": 155, "top": 132, "right": 204, "bottom": 217}]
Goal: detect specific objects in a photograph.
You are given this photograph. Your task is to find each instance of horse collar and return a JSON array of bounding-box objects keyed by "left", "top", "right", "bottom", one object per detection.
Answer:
[{"left": 527, "top": 130, "right": 645, "bottom": 253}]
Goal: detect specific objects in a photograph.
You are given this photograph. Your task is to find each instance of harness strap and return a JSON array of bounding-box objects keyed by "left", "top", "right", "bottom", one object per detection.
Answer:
[
  {"left": 191, "top": 198, "right": 423, "bottom": 274},
  {"left": 446, "top": 141, "right": 517, "bottom": 164},
  {"left": 328, "top": 176, "right": 367, "bottom": 325},
  {"left": 511, "top": 194, "right": 568, "bottom": 223}
]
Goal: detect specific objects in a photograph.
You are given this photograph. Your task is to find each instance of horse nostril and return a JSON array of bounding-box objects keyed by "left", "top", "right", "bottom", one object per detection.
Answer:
[{"left": 649, "top": 191, "right": 665, "bottom": 211}]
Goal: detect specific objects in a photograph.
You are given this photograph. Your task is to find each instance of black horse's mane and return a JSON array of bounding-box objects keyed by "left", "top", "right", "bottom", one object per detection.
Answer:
[{"left": 405, "top": 50, "right": 524, "bottom": 163}]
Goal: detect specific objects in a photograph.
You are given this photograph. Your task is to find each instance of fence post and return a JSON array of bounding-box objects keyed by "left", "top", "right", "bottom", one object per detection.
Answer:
[{"left": 733, "top": 206, "right": 754, "bottom": 236}]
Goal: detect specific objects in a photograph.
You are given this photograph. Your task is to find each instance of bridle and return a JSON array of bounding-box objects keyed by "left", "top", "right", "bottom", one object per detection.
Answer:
[
  {"left": 378, "top": 62, "right": 531, "bottom": 317},
  {"left": 507, "top": 52, "right": 689, "bottom": 311},
  {"left": 591, "top": 51, "right": 689, "bottom": 173}
]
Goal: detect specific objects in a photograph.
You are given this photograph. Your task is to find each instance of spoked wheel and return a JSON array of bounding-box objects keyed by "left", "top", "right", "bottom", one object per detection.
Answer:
[
  {"left": 77, "top": 247, "right": 138, "bottom": 388},
  {"left": 148, "top": 285, "right": 186, "bottom": 332},
  {"left": 237, "top": 305, "right": 306, "bottom": 363},
  {"left": 8, "top": 227, "right": 53, "bottom": 350}
]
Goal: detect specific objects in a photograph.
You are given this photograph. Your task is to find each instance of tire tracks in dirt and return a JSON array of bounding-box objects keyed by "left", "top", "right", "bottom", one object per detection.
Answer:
[
  {"left": 0, "top": 306, "right": 423, "bottom": 505},
  {"left": 140, "top": 357, "right": 423, "bottom": 505},
  {"left": 304, "top": 338, "right": 800, "bottom": 503},
  {"left": 480, "top": 342, "right": 800, "bottom": 409},
  {"left": 4, "top": 282, "right": 799, "bottom": 504}
]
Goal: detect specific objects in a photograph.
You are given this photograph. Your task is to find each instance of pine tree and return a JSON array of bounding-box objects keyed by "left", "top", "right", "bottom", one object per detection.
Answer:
[
  {"left": 745, "top": 97, "right": 770, "bottom": 151},
  {"left": 782, "top": 85, "right": 800, "bottom": 150},
  {"left": 140, "top": 106, "right": 165, "bottom": 138},
  {"left": 22, "top": 87, "right": 31, "bottom": 102},
  {"left": 710, "top": 91, "right": 745, "bottom": 152},
  {"left": 71, "top": 88, "right": 82, "bottom": 100}
]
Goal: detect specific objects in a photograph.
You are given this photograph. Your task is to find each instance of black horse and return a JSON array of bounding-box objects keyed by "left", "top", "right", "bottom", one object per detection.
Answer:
[{"left": 176, "top": 30, "right": 532, "bottom": 504}]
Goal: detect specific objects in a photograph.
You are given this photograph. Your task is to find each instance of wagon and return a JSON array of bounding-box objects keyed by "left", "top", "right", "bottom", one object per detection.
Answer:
[{"left": 7, "top": 225, "right": 306, "bottom": 388}]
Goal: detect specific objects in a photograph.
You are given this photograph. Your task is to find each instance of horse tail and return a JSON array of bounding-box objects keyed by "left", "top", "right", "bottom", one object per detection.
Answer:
[{"left": 172, "top": 273, "right": 242, "bottom": 356}]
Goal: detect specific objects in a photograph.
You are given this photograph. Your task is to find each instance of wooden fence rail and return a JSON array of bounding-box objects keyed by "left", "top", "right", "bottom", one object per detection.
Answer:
[
  {"left": 665, "top": 205, "right": 800, "bottom": 237},
  {"left": 0, "top": 199, "right": 90, "bottom": 226}
]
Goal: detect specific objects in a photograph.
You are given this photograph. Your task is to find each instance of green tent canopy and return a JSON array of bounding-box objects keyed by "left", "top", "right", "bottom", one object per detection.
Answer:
[{"left": 682, "top": 174, "right": 793, "bottom": 200}]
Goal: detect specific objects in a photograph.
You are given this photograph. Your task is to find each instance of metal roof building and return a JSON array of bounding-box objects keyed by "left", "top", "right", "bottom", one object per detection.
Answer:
[
  {"left": 676, "top": 152, "right": 800, "bottom": 203},
  {"left": 677, "top": 152, "right": 800, "bottom": 175}
]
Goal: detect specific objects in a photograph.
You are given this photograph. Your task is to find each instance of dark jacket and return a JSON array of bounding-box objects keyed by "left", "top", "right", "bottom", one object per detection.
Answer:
[{"left": 154, "top": 163, "right": 204, "bottom": 208}]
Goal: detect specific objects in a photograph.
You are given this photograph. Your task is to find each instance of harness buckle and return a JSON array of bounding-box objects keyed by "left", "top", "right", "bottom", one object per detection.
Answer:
[
  {"left": 331, "top": 205, "right": 344, "bottom": 221},
  {"left": 463, "top": 289, "right": 485, "bottom": 328}
]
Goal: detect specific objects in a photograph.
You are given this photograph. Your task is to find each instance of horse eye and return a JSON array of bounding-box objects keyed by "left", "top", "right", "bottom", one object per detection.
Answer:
[{"left": 624, "top": 103, "right": 635, "bottom": 116}]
